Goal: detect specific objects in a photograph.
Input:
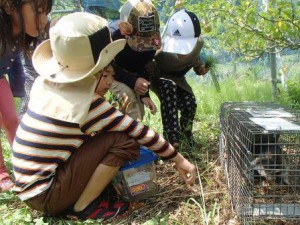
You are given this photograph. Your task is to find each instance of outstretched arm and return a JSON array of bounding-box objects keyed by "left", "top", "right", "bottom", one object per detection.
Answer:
[{"left": 81, "top": 96, "right": 197, "bottom": 186}]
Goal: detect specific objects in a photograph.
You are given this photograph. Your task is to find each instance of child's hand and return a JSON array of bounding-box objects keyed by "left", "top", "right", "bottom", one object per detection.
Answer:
[
  {"left": 171, "top": 153, "right": 197, "bottom": 186},
  {"left": 141, "top": 97, "right": 157, "bottom": 115},
  {"left": 134, "top": 78, "right": 150, "bottom": 95},
  {"left": 194, "top": 64, "right": 209, "bottom": 76}
]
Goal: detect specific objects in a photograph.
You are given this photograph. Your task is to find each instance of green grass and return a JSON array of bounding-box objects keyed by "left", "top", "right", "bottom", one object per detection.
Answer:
[
  {"left": 196, "top": 75, "right": 273, "bottom": 114},
  {"left": 0, "top": 62, "right": 298, "bottom": 224}
]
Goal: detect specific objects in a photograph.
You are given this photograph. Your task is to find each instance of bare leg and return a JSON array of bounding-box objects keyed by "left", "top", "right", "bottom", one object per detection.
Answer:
[
  {"left": 0, "top": 80, "right": 16, "bottom": 192},
  {"left": 0, "top": 78, "right": 19, "bottom": 146},
  {"left": 73, "top": 164, "right": 120, "bottom": 212}
]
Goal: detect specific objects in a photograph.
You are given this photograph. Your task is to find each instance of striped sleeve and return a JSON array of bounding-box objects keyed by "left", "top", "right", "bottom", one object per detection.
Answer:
[
  {"left": 12, "top": 109, "right": 87, "bottom": 200},
  {"left": 81, "top": 96, "right": 178, "bottom": 159}
]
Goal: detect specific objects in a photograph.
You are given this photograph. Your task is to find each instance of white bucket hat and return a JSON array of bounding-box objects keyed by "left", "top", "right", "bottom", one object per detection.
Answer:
[
  {"left": 163, "top": 9, "right": 201, "bottom": 55},
  {"left": 32, "top": 12, "right": 126, "bottom": 83}
]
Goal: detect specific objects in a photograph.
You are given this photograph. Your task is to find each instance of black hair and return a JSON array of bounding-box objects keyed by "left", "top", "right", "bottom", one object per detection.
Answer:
[{"left": 0, "top": 0, "right": 53, "bottom": 56}]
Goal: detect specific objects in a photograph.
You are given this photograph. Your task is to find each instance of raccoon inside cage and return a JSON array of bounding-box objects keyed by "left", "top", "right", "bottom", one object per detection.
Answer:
[{"left": 219, "top": 102, "right": 300, "bottom": 224}]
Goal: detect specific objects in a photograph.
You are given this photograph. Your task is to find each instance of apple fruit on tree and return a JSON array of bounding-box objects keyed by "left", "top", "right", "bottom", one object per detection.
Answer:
[
  {"left": 201, "top": 18, "right": 212, "bottom": 33},
  {"left": 175, "top": 0, "right": 184, "bottom": 9}
]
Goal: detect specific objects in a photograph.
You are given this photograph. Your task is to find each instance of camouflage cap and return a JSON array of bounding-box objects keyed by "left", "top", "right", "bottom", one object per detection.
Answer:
[{"left": 120, "top": 0, "right": 161, "bottom": 52}]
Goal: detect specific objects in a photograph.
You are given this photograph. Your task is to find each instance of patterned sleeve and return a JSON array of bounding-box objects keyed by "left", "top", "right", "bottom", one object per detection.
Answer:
[{"left": 80, "top": 96, "right": 177, "bottom": 160}]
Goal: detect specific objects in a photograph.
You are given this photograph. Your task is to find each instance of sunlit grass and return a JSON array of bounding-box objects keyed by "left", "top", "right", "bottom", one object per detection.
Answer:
[{"left": 192, "top": 73, "right": 273, "bottom": 117}]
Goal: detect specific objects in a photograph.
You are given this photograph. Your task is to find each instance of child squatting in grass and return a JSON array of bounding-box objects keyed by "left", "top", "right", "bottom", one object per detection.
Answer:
[{"left": 12, "top": 12, "right": 197, "bottom": 221}]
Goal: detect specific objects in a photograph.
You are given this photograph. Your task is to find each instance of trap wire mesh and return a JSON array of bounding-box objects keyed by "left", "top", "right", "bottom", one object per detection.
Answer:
[{"left": 219, "top": 102, "right": 300, "bottom": 224}]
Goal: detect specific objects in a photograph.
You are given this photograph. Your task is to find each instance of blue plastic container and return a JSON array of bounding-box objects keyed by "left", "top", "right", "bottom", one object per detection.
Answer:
[
  {"left": 112, "top": 147, "right": 158, "bottom": 201},
  {"left": 120, "top": 147, "right": 158, "bottom": 170}
]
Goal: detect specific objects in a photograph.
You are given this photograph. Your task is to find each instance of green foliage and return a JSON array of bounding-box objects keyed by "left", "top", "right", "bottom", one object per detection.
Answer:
[
  {"left": 1, "top": 207, "right": 33, "bottom": 225},
  {"left": 186, "top": 198, "right": 218, "bottom": 225},
  {"left": 54, "top": 0, "right": 81, "bottom": 10},
  {"left": 204, "top": 55, "right": 218, "bottom": 71},
  {"left": 205, "top": 55, "right": 220, "bottom": 93},
  {"left": 192, "top": 73, "right": 273, "bottom": 117},
  {"left": 186, "top": 0, "right": 300, "bottom": 60},
  {"left": 286, "top": 79, "right": 300, "bottom": 109},
  {"left": 1, "top": 134, "right": 12, "bottom": 172},
  {"left": 142, "top": 212, "right": 169, "bottom": 225},
  {"left": 51, "top": 0, "right": 82, "bottom": 20}
]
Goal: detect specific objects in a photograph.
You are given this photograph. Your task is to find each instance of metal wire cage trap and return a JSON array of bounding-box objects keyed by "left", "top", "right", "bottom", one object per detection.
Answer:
[{"left": 219, "top": 102, "right": 300, "bottom": 224}]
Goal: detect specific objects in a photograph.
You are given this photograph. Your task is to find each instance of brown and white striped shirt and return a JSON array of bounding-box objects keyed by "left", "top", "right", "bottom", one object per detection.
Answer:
[{"left": 12, "top": 95, "right": 177, "bottom": 201}]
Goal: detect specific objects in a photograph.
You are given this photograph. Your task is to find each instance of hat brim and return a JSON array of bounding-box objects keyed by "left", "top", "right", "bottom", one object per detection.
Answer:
[
  {"left": 32, "top": 39, "right": 126, "bottom": 84},
  {"left": 162, "top": 36, "right": 198, "bottom": 55},
  {"left": 127, "top": 30, "right": 161, "bottom": 52}
]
